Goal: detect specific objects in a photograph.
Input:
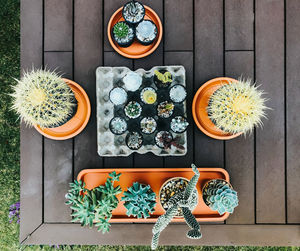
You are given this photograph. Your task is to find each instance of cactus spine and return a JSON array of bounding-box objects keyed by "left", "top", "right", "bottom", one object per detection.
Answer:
[
  {"left": 151, "top": 164, "right": 202, "bottom": 250},
  {"left": 207, "top": 78, "right": 268, "bottom": 134},
  {"left": 11, "top": 69, "right": 76, "bottom": 128}
]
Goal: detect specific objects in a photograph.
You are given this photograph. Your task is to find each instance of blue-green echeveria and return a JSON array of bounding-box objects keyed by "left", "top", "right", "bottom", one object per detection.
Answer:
[{"left": 203, "top": 179, "right": 238, "bottom": 215}]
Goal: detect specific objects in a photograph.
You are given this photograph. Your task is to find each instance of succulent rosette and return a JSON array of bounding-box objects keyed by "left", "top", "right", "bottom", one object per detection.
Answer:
[{"left": 202, "top": 179, "right": 238, "bottom": 215}]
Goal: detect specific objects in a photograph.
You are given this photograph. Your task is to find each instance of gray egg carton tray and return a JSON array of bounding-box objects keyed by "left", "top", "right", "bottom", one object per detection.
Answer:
[{"left": 96, "top": 65, "right": 187, "bottom": 157}]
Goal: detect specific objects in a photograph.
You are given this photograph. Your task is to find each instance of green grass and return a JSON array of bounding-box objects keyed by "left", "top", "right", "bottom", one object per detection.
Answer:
[{"left": 0, "top": 0, "right": 299, "bottom": 251}]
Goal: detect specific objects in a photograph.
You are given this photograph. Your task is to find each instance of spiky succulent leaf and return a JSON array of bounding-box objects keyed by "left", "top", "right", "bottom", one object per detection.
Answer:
[
  {"left": 113, "top": 22, "right": 129, "bottom": 38},
  {"left": 121, "top": 182, "right": 156, "bottom": 219},
  {"left": 11, "top": 69, "right": 76, "bottom": 128},
  {"left": 207, "top": 78, "right": 268, "bottom": 134}
]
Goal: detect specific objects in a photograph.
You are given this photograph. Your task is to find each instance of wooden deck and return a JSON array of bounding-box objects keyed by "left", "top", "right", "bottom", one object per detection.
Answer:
[{"left": 20, "top": 0, "right": 300, "bottom": 246}]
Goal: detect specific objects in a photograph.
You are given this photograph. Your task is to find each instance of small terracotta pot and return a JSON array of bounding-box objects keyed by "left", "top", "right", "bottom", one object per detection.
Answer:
[
  {"left": 34, "top": 78, "right": 91, "bottom": 140},
  {"left": 192, "top": 77, "right": 242, "bottom": 140}
]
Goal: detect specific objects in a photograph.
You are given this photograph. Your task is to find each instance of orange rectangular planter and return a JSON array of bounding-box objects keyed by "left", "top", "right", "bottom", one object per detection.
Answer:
[{"left": 77, "top": 168, "right": 230, "bottom": 223}]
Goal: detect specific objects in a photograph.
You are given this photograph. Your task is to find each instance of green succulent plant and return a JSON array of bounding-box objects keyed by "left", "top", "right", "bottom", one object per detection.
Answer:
[
  {"left": 154, "top": 70, "right": 172, "bottom": 84},
  {"left": 151, "top": 164, "right": 202, "bottom": 250},
  {"left": 113, "top": 22, "right": 129, "bottom": 38},
  {"left": 11, "top": 69, "right": 77, "bottom": 128},
  {"left": 202, "top": 179, "right": 238, "bottom": 215},
  {"left": 121, "top": 182, "right": 156, "bottom": 219},
  {"left": 65, "top": 171, "right": 122, "bottom": 234},
  {"left": 207, "top": 78, "right": 268, "bottom": 134}
]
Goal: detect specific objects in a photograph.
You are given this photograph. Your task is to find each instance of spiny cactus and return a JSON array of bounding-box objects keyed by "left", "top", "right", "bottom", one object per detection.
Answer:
[
  {"left": 202, "top": 179, "right": 238, "bottom": 215},
  {"left": 154, "top": 70, "right": 172, "bottom": 84},
  {"left": 65, "top": 171, "right": 122, "bottom": 234},
  {"left": 11, "top": 69, "right": 76, "bottom": 128},
  {"left": 113, "top": 22, "right": 129, "bottom": 39},
  {"left": 121, "top": 182, "right": 156, "bottom": 219},
  {"left": 151, "top": 164, "right": 202, "bottom": 250},
  {"left": 207, "top": 78, "right": 268, "bottom": 134}
]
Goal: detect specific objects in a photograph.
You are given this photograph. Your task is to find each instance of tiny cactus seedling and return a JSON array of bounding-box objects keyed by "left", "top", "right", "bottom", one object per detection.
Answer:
[
  {"left": 113, "top": 22, "right": 129, "bottom": 39},
  {"left": 11, "top": 69, "right": 76, "bottom": 128},
  {"left": 121, "top": 182, "right": 156, "bottom": 219},
  {"left": 207, "top": 78, "right": 268, "bottom": 134},
  {"left": 154, "top": 70, "right": 172, "bottom": 84},
  {"left": 202, "top": 179, "right": 238, "bottom": 215},
  {"left": 151, "top": 164, "right": 202, "bottom": 250}
]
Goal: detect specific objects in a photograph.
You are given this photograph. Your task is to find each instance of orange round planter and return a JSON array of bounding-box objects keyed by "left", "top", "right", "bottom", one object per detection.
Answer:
[
  {"left": 192, "top": 77, "right": 242, "bottom": 140},
  {"left": 34, "top": 78, "right": 91, "bottom": 140},
  {"left": 107, "top": 5, "right": 163, "bottom": 59}
]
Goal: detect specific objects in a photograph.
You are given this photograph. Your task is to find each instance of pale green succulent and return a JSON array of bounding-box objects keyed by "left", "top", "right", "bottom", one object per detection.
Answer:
[
  {"left": 121, "top": 182, "right": 156, "bottom": 219},
  {"left": 202, "top": 179, "right": 238, "bottom": 215},
  {"left": 151, "top": 164, "right": 202, "bottom": 250}
]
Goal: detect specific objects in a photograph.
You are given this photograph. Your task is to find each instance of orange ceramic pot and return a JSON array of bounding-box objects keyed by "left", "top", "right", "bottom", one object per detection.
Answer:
[
  {"left": 107, "top": 5, "right": 163, "bottom": 59},
  {"left": 192, "top": 77, "right": 242, "bottom": 140},
  {"left": 34, "top": 78, "right": 91, "bottom": 140}
]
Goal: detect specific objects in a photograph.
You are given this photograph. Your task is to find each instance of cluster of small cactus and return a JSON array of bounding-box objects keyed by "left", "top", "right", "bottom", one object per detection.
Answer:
[
  {"left": 121, "top": 182, "right": 156, "bottom": 219},
  {"left": 154, "top": 70, "right": 172, "bottom": 84},
  {"left": 65, "top": 171, "right": 122, "bottom": 234},
  {"left": 11, "top": 69, "right": 76, "bottom": 128},
  {"left": 151, "top": 164, "right": 202, "bottom": 250},
  {"left": 207, "top": 78, "right": 267, "bottom": 134},
  {"left": 113, "top": 22, "right": 129, "bottom": 38},
  {"left": 202, "top": 179, "right": 238, "bottom": 215}
]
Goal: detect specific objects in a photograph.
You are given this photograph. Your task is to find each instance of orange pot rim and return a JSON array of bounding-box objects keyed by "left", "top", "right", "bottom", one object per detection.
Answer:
[
  {"left": 34, "top": 78, "right": 91, "bottom": 140},
  {"left": 192, "top": 77, "right": 243, "bottom": 140},
  {"left": 107, "top": 5, "right": 163, "bottom": 59}
]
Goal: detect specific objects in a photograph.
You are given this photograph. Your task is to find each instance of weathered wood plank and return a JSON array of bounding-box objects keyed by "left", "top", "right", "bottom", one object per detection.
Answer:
[
  {"left": 225, "top": 51, "right": 255, "bottom": 224},
  {"left": 225, "top": 0, "right": 254, "bottom": 50},
  {"left": 43, "top": 52, "right": 73, "bottom": 222},
  {"left": 165, "top": 0, "right": 193, "bottom": 51},
  {"left": 164, "top": 52, "right": 194, "bottom": 168},
  {"left": 20, "top": 0, "right": 43, "bottom": 242},
  {"left": 103, "top": 52, "right": 134, "bottom": 168},
  {"left": 255, "top": 0, "right": 285, "bottom": 223},
  {"left": 286, "top": 0, "right": 300, "bottom": 223},
  {"left": 104, "top": 0, "right": 125, "bottom": 51},
  {"left": 74, "top": 0, "right": 103, "bottom": 177},
  {"left": 24, "top": 224, "right": 300, "bottom": 246},
  {"left": 194, "top": 0, "right": 224, "bottom": 166},
  {"left": 44, "top": 0, "right": 73, "bottom": 51}
]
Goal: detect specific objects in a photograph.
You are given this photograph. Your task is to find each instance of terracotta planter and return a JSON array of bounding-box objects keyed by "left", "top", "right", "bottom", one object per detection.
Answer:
[
  {"left": 192, "top": 77, "right": 242, "bottom": 140},
  {"left": 77, "top": 167, "right": 231, "bottom": 222},
  {"left": 34, "top": 78, "right": 91, "bottom": 140},
  {"left": 107, "top": 5, "right": 163, "bottom": 59}
]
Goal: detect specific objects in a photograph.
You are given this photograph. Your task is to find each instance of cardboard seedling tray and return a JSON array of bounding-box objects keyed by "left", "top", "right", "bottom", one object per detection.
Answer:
[{"left": 77, "top": 168, "right": 230, "bottom": 222}]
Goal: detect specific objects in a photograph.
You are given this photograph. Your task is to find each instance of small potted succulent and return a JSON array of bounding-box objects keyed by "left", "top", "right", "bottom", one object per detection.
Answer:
[
  {"left": 140, "top": 87, "right": 157, "bottom": 104},
  {"left": 122, "top": 0, "right": 145, "bottom": 25},
  {"left": 153, "top": 70, "right": 173, "bottom": 88},
  {"left": 109, "top": 117, "right": 128, "bottom": 135},
  {"left": 124, "top": 101, "right": 142, "bottom": 119},
  {"left": 65, "top": 171, "right": 122, "bottom": 233},
  {"left": 126, "top": 131, "right": 143, "bottom": 150},
  {"left": 109, "top": 87, "right": 128, "bottom": 106},
  {"left": 193, "top": 77, "right": 268, "bottom": 140},
  {"left": 157, "top": 101, "right": 174, "bottom": 118},
  {"left": 155, "top": 131, "right": 184, "bottom": 150},
  {"left": 140, "top": 117, "right": 157, "bottom": 134},
  {"left": 135, "top": 20, "right": 158, "bottom": 45},
  {"left": 170, "top": 116, "right": 189, "bottom": 133},
  {"left": 152, "top": 164, "right": 202, "bottom": 250},
  {"left": 121, "top": 182, "right": 156, "bottom": 219},
  {"left": 169, "top": 84, "right": 187, "bottom": 103},
  {"left": 112, "top": 21, "right": 135, "bottom": 48},
  {"left": 202, "top": 179, "right": 238, "bottom": 215},
  {"left": 123, "top": 71, "right": 143, "bottom": 92}
]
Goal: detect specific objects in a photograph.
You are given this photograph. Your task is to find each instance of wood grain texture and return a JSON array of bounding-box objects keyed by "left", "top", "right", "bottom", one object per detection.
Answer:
[
  {"left": 225, "top": 51, "right": 255, "bottom": 224},
  {"left": 164, "top": 52, "right": 194, "bottom": 167},
  {"left": 20, "top": 0, "right": 43, "bottom": 242},
  {"left": 44, "top": 0, "right": 73, "bottom": 51},
  {"left": 255, "top": 0, "right": 285, "bottom": 223},
  {"left": 165, "top": 0, "right": 193, "bottom": 51},
  {"left": 23, "top": 224, "right": 300, "bottom": 246},
  {"left": 225, "top": 0, "right": 254, "bottom": 50},
  {"left": 43, "top": 52, "right": 73, "bottom": 222},
  {"left": 194, "top": 0, "right": 224, "bottom": 167},
  {"left": 74, "top": 0, "right": 103, "bottom": 177},
  {"left": 103, "top": 52, "right": 134, "bottom": 168},
  {"left": 286, "top": 0, "right": 300, "bottom": 223}
]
